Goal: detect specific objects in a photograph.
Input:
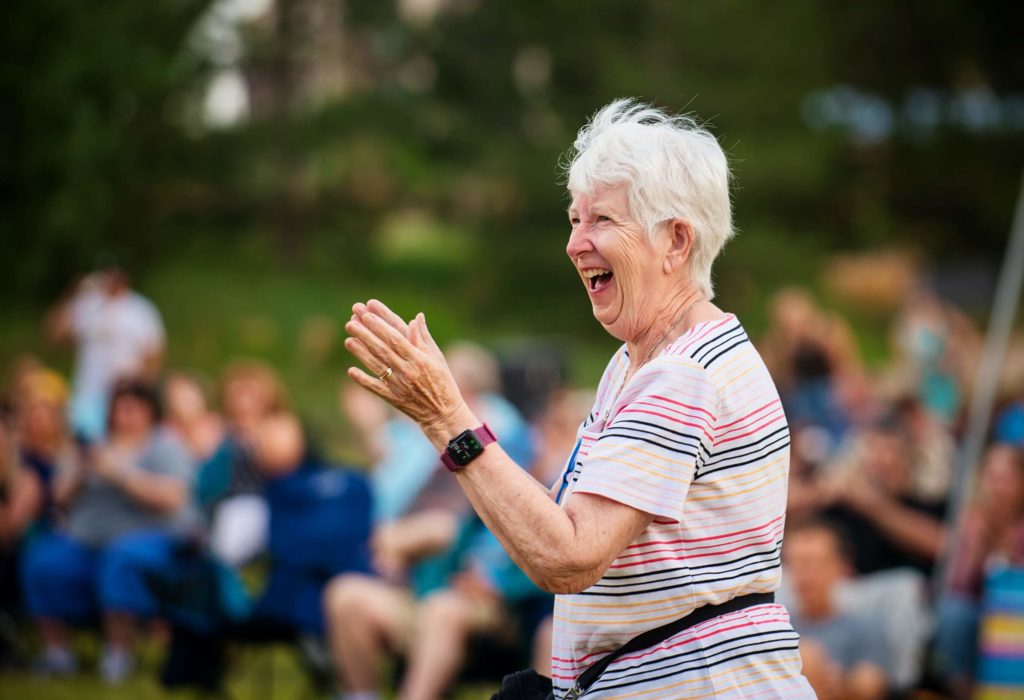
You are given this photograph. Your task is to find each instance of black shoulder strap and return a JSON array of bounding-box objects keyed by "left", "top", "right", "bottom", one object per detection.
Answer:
[{"left": 566, "top": 592, "right": 775, "bottom": 698}]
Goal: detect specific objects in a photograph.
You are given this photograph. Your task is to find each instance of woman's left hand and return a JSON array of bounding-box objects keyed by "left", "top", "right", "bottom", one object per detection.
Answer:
[{"left": 344, "top": 300, "right": 471, "bottom": 442}]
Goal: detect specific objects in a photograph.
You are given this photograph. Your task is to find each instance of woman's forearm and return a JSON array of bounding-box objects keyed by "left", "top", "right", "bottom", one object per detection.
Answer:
[
  {"left": 421, "top": 404, "right": 648, "bottom": 593},
  {"left": 459, "top": 446, "right": 603, "bottom": 592},
  {"left": 863, "top": 494, "right": 945, "bottom": 560},
  {"left": 53, "top": 467, "right": 85, "bottom": 507},
  {"left": 116, "top": 468, "right": 187, "bottom": 513}
]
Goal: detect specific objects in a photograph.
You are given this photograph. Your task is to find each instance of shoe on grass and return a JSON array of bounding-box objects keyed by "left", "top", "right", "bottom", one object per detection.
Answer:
[
  {"left": 32, "top": 646, "right": 78, "bottom": 677},
  {"left": 100, "top": 646, "right": 135, "bottom": 684}
]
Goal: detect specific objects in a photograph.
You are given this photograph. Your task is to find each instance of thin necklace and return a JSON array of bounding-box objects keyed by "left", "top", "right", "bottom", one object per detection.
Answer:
[{"left": 603, "top": 294, "right": 703, "bottom": 420}]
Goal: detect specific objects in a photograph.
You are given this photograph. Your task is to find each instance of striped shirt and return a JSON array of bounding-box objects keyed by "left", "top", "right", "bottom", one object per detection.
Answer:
[{"left": 551, "top": 314, "right": 813, "bottom": 698}]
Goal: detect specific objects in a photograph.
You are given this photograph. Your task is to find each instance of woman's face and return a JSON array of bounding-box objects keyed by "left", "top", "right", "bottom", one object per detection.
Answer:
[
  {"left": 20, "top": 398, "right": 63, "bottom": 447},
  {"left": 979, "top": 445, "right": 1024, "bottom": 513},
  {"left": 165, "top": 375, "right": 206, "bottom": 424},
  {"left": 566, "top": 183, "right": 670, "bottom": 342},
  {"left": 224, "top": 376, "right": 273, "bottom": 429},
  {"left": 109, "top": 395, "right": 154, "bottom": 437}
]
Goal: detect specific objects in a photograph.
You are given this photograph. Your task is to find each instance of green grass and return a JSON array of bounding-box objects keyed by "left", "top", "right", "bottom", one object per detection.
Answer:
[{"left": 0, "top": 643, "right": 498, "bottom": 699}]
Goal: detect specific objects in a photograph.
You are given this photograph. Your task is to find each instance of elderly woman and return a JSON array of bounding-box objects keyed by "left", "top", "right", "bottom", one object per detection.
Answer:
[{"left": 344, "top": 100, "right": 813, "bottom": 699}]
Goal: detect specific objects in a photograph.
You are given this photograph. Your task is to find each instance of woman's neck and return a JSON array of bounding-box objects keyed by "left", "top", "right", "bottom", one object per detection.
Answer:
[
  {"left": 23, "top": 434, "right": 60, "bottom": 458},
  {"left": 110, "top": 429, "right": 149, "bottom": 450},
  {"left": 627, "top": 287, "right": 704, "bottom": 368}
]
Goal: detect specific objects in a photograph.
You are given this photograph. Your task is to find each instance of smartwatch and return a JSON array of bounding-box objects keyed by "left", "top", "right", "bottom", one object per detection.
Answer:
[{"left": 441, "top": 424, "right": 497, "bottom": 472}]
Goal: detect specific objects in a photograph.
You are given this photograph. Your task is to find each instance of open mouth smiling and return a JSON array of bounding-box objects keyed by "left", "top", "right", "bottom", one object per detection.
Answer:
[{"left": 581, "top": 267, "right": 614, "bottom": 293}]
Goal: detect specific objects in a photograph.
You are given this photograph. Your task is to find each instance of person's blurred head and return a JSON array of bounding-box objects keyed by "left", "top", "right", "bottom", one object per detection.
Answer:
[
  {"left": 537, "top": 388, "right": 591, "bottom": 442},
  {"left": 94, "top": 254, "right": 130, "bottom": 297},
  {"left": 7, "top": 354, "right": 43, "bottom": 397},
  {"left": 164, "top": 372, "right": 210, "bottom": 427},
  {"left": 253, "top": 412, "right": 306, "bottom": 478},
  {"left": 791, "top": 425, "right": 833, "bottom": 476},
  {"left": 893, "top": 392, "right": 938, "bottom": 440},
  {"left": 770, "top": 287, "right": 820, "bottom": 338},
  {"left": 16, "top": 368, "right": 69, "bottom": 452},
  {"left": 103, "top": 267, "right": 130, "bottom": 296},
  {"left": 860, "top": 420, "right": 914, "bottom": 495},
  {"left": 108, "top": 378, "right": 161, "bottom": 439},
  {"left": 977, "top": 443, "right": 1024, "bottom": 517},
  {"left": 446, "top": 342, "right": 500, "bottom": 400},
  {"left": 220, "top": 360, "right": 286, "bottom": 436},
  {"left": 784, "top": 520, "right": 854, "bottom": 618}
]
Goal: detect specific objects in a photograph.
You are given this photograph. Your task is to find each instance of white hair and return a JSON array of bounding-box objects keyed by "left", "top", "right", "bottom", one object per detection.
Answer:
[{"left": 564, "top": 98, "right": 735, "bottom": 300}]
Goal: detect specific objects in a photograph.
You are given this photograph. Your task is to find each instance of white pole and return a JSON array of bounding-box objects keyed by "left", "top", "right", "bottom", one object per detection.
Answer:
[{"left": 938, "top": 172, "right": 1024, "bottom": 593}]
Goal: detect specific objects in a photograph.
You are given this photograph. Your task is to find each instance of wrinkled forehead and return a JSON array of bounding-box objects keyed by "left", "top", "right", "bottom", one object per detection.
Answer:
[{"left": 567, "top": 181, "right": 632, "bottom": 215}]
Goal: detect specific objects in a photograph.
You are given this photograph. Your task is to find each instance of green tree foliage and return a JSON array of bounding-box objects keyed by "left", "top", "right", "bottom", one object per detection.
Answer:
[
  {"left": 0, "top": 0, "right": 212, "bottom": 300},
  {"left": 2, "top": 0, "right": 1021, "bottom": 314}
]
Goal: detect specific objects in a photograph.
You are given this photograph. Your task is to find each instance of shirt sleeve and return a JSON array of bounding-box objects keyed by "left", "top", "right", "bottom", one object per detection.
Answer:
[
  {"left": 69, "top": 288, "right": 100, "bottom": 337},
  {"left": 846, "top": 613, "right": 895, "bottom": 677},
  {"left": 571, "top": 355, "right": 718, "bottom": 521},
  {"left": 134, "top": 296, "right": 166, "bottom": 351},
  {"left": 145, "top": 431, "right": 195, "bottom": 486}
]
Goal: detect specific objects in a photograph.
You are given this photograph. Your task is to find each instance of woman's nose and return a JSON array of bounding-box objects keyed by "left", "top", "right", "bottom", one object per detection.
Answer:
[{"left": 566, "top": 225, "right": 592, "bottom": 260}]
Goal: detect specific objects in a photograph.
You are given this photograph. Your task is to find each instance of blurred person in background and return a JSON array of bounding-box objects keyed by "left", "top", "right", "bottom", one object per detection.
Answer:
[
  {"left": 893, "top": 393, "right": 955, "bottom": 503},
  {"left": 339, "top": 383, "right": 440, "bottom": 524},
  {"left": 785, "top": 425, "right": 836, "bottom": 526},
  {"left": 526, "top": 388, "right": 593, "bottom": 488},
  {"left": 819, "top": 417, "right": 947, "bottom": 576},
  {"left": 993, "top": 347, "right": 1024, "bottom": 445},
  {"left": 324, "top": 512, "right": 541, "bottom": 700},
  {"left": 198, "top": 359, "right": 286, "bottom": 568},
  {"left": 47, "top": 263, "right": 165, "bottom": 443},
  {"left": 760, "top": 287, "right": 867, "bottom": 448},
  {"left": 935, "top": 443, "right": 1024, "bottom": 699},
  {"left": 996, "top": 396, "right": 1024, "bottom": 447},
  {"left": 244, "top": 411, "right": 372, "bottom": 638},
  {"left": 0, "top": 368, "right": 76, "bottom": 663},
  {"left": 21, "top": 378, "right": 196, "bottom": 683},
  {"left": 163, "top": 371, "right": 224, "bottom": 463},
  {"left": 784, "top": 520, "right": 892, "bottom": 700},
  {"left": 324, "top": 342, "right": 536, "bottom": 700},
  {"left": 5, "top": 368, "right": 75, "bottom": 540},
  {"left": 892, "top": 285, "right": 979, "bottom": 426}
]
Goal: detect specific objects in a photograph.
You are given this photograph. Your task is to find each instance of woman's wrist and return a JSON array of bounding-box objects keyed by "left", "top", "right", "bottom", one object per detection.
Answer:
[{"left": 421, "top": 402, "right": 480, "bottom": 451}]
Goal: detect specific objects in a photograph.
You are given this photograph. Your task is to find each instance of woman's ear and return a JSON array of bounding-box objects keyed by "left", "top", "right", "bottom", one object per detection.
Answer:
[{"left": 663, "top": 218, "right": 694, "bottom": 274}]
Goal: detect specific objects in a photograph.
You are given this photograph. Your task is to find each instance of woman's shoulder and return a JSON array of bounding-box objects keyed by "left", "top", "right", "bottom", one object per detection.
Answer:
[
  {"left": 143, "top": 428, "right": 195, "bottom": 471},
  {"left": 666, "top": 312, "right": 745, "bottom": 364}
]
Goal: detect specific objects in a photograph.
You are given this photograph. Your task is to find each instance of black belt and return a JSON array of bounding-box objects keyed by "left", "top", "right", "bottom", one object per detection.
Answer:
[{"left": 565, "top": 592, "right": 776, "bottom": 699}]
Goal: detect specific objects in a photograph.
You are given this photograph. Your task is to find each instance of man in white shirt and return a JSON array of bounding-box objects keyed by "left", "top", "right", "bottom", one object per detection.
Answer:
[{"left": 49, "top": 265, "right": 165, "bottom": 442}]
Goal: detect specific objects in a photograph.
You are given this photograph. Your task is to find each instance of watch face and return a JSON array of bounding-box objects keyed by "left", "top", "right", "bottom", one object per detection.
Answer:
[{"left": 449, "top": 431, "right": 484, "bottom": 466}]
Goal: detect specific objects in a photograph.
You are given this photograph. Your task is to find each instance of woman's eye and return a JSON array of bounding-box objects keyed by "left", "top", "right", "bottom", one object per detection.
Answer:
[
  {"left": 596, "top": 215, "right": 611, "bottom": 223},
  {"left": 569, "top": 217, "right": 581, "bottom": 226}
]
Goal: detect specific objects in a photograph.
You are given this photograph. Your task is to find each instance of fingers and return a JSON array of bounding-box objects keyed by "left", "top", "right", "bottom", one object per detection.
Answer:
[
  {"left": 343, "top": 335, "right": 391, "bottom": 377},
  {"left": 345, "top": 317, "right": 406, "bottom": 370},
  {"left": 363, "top": 300, "right": 410, "bottom": 336},
  {"left": 347, "top": 366, "right": 389, "bottom": 398},
  {"left": 361, "top": 311, "right": 416, "bottom": 357},
  {"left": 415, "top": 313, "right": 445, "bottom": 358}
]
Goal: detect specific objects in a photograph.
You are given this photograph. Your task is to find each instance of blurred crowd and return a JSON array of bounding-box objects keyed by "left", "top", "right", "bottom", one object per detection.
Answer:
[
  {"left": 765, "top": 287, "right": 1024, "bottom": 700},
  {"left": 1, "top": 266, "right": 1023, "bottom": 700}
]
